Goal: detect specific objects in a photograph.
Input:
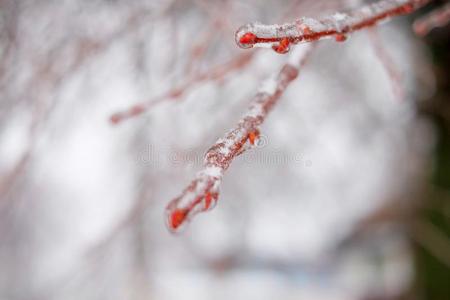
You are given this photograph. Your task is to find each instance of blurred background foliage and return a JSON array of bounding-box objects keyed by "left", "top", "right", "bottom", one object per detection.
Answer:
[{"left": 415, "top": 0, "right": 450, "bottom": 298}]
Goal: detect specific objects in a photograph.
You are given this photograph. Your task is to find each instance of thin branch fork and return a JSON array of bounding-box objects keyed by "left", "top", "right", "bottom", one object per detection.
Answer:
[
  {"left": 110, "top": 52, "right": 254, "bottom": 124},
  {"left": 236, "top": 0, "right": 431, "bottom": 53},
  {"left": 165, "top": 44, "right": 314, "bottom": 232}
]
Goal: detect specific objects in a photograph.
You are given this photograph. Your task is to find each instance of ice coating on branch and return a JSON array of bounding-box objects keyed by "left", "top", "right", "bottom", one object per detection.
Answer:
[
  {"left": 236, "top": 22, "right": 299, "bottom": 51},
  {"left": 258, "top": 75, "right": 279, "bottom": 95},
  {"left": 235, "top": 0, "right": 431, "bottom": 54},
  {"left": 165, "top": 44, "right": 313, "bottom": 233}
]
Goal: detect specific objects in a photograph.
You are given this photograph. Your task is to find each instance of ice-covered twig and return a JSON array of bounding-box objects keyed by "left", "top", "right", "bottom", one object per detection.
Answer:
[
  {"left": 413, "top": 2, "right": 450, "bottom": 36},
  {"left": 110, "top": 52, "right": 254, "bottom": 124},
  {"left": 165, "top": 44, "right": 314, "bottom": 233},
  {"left": 235, "top": 0, "right": 430, "bottom": 54}
]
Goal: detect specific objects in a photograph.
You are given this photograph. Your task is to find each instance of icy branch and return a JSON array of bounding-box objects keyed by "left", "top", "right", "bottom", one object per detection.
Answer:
[
  {"left": 235, "top": 0, "right": 431, "bottom": 54},
  {"left": 165, "top": 44, "right": 314, "bottom": 233}
]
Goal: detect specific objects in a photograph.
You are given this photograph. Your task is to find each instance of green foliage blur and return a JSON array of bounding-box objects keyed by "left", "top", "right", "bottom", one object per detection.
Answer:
[{"left": 415, "top": 1, "right": 450, "bottom": 298}]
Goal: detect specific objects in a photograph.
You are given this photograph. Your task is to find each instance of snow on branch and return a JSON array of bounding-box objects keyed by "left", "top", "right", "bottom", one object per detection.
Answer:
[
  {"left": 235, "top": 0, "right": 431, "bottom": 54},
  {"left": 165, "top": 44, "right": 314, "bottom": 233},
  {"left": 413, "top": 2, "right": 450, "bottom": 36}
]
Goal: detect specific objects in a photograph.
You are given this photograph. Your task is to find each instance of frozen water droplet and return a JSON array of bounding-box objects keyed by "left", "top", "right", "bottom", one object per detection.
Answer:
[
  {"left": 203, "top": 192, "right": 218, "bottom": 211},
  {"left": 166, "top": 208, "right": 189, "bottom": 233},
  {"left": 235, "top": 24, "right": 257, "bottom": 49},
  {"left": 248, "top": 130, "right": 259, "bottom": 145},
  {"left": 239, "top": 32, "right": 257, "bottom": 46},
  {"left": 335, "top": 33, "right": 347, "bottom": 42},
  {"left": 272, "top": 38, "right": 291, "bottom": 54}
]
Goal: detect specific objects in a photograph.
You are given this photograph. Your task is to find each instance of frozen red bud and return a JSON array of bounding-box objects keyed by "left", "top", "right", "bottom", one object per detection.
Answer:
[
  {"left": 335, "top": 34, "right": 347, "bottom": 42},
  {"left": 168, "top": 209, "right": 188, "bottom": 230},
  {"left": 203, "top": 192, "right": 218, "bottom": 211},
  {"left": 204, "top": 192, "right": 212, "bottom": 210},
  {"left": 273, "top": 38, "right": 291, "bottom": 54},
  {"left": 248, "top": 130, "right": 259, "bottom": 145},
  {"left": 239, "top": 32, "right": 257, "bottom": 45}
]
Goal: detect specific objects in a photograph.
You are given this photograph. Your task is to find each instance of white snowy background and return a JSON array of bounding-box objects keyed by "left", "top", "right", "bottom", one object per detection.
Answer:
[{"left": 0, "top": 0, "right": 437, "bottom": 299}]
